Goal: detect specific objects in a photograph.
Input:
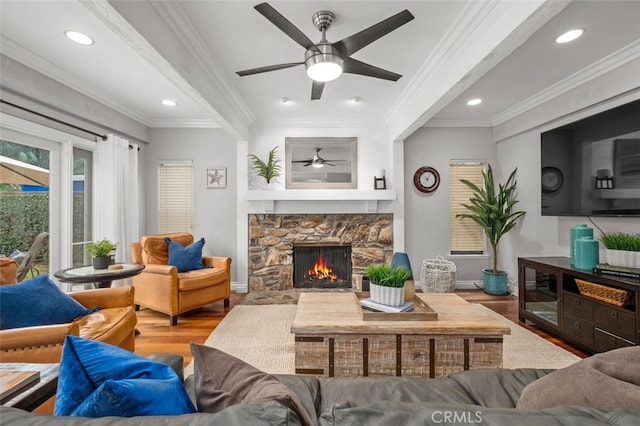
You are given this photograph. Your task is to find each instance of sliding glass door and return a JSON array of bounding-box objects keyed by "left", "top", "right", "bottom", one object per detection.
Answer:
[
  {"left": 0, "top": 140, "right": 50, "bottom": 276},
  {"left": 1, "top": 114, "right": 95, "bottom": 277}
]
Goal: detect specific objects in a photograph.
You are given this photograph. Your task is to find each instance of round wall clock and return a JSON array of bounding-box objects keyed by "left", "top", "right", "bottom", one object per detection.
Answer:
[
  {"left": 414, "top": 166, "right": 440, "bottom": 193},
  {"left": 542, "top": 166, "right": 563, "bottom": 193}
]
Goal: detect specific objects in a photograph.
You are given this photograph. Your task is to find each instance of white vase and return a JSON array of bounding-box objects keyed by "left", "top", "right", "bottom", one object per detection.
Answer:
[{"left": 370, "top": 283, "right": 405, "bottom": 306}]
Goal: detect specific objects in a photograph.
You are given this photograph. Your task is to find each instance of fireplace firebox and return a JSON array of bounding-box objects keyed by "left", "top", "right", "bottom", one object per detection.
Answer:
[{"left": 293, "top": 243, "right": 352, "bottom": 289}]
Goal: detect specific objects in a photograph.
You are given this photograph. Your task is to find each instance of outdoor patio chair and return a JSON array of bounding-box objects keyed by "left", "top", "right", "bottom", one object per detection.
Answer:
[{"left": 16, "top": 232, "right": 49, "bottom": 282}]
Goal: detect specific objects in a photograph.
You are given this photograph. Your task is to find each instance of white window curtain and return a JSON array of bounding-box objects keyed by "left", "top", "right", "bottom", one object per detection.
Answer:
[{"left": 94, "top": 134, "right": 139, "bottom": 265}]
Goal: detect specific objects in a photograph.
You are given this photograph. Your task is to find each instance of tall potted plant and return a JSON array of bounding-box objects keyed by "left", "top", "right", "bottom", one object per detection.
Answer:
[
  {"left": 248, "top": 146, "right": 282, "bottom": 189},
  {"left": 365, "top": 263, "right": 412, "bottom": 306},
  {"left": 456, "top": 164, "right": 526, "bottom": 295}
]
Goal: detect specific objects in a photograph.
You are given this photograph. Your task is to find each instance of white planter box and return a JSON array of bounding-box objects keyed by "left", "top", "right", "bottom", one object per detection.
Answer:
[
  {"left": 604, "top": 249, "right": 640, "bottom": 269},
  {"left": 370, "top": 283, "right": 405, "bottom": 307}
]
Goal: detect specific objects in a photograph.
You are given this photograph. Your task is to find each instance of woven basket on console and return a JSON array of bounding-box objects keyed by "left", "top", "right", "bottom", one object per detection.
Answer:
[
  {"left": 420, "top": 256, "right": 457, "bottom": 293},
  {"left": 575, "top": 278, "right": 633, "bottom": 306}
]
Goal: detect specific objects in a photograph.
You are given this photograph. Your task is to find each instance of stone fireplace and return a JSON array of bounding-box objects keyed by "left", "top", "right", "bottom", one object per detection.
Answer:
[{"left": 248, "top": 214, "right": 393, "bottom": 291}]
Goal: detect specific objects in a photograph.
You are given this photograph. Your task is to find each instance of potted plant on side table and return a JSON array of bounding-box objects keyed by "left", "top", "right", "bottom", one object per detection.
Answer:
[
  {"left": 248, "top": 146, "right": 282, "bottom": 189},
  {"left": 365, "top": 263, "right": 412, "bottom": 306},
  {"left": 456, "top": 164, "right": 526, "bottom": 295},
  {"left": 86, "top": 239, "right": 116, "bottom": 270}
]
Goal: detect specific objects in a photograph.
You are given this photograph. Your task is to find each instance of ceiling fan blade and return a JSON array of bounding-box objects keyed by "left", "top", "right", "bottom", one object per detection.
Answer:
[
  {"left": 333, "top": 10, "right": 414, "bottom": 57},
  {"left": 342, "top": 58, "right": 401, "bottom": 81},
  {"left": 324, "top": 163, "right": 336, "bottom": 167},
  {"left": 292, "top": 160, "right": 312, "bottom": 163},
  {"left": 254, "top": 3, "right": 320, "bottom": 52},
  {"left": 311, "top": 81, "right": 325, "bottom": 100},
  {"left": 236, "top": 62, "right": 304, "bottom": 76}
]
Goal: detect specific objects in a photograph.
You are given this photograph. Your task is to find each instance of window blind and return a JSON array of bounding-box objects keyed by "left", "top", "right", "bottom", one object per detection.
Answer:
[
  {"left": 158, "top": 162, "right": 193, "bottom": 234},
  {"left": 450, "top": 162, "right": 485, "bottom": 254}
]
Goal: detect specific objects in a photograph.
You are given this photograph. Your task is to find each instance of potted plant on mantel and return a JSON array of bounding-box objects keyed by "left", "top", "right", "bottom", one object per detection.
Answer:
[
  {"left": 248, "top": 146, "right": 282, "bottom": 189},
  {"left": 456, "top": 164, "right": 526, "bottom": 295},
  {"left": 365, "top": 263, "right": 412, "bottom": 307},
  {"left": 86, "top": 239, "right": 116, "bottom": 270}
]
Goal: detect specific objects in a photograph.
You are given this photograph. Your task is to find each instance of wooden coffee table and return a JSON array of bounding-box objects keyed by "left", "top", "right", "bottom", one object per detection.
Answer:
[
  {"left": 292, "top": 292, "right": 510, "bottom": 378},
  {"left": 0, "top": 363, "right": 59, "bottom": 411}
]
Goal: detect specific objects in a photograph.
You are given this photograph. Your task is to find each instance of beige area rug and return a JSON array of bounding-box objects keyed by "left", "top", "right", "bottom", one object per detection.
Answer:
[{"left": 185, "top": 304, "right": 580, "bottom": 376}]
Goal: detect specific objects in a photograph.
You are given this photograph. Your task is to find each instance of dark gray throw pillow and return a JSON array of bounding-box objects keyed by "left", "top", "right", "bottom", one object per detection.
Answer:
[
  {"left": 190, "top": 343, "right": 314, "bottom": 426},
  {"left": 517, "top": 346, "right": 640, "bottom": 410}
]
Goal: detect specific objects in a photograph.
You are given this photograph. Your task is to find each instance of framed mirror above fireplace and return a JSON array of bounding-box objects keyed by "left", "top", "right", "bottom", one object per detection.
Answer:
[{"left": 285, "top": 137, "right": 357, "bottom": 189}]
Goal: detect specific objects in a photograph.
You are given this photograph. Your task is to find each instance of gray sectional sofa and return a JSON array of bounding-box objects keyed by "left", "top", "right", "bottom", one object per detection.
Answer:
[{"left": 2, "top": 366, "right": 639, "bottom": 425}]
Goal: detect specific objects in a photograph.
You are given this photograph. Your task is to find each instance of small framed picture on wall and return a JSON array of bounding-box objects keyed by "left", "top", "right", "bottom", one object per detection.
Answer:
[{"left": 207, "top": 168, "right": 227, "bottom": 188}]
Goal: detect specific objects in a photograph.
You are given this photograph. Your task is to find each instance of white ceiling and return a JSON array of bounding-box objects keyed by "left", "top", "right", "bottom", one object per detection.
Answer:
[{"left": 1, "top": 1, "right": 639, "bottom": 138}]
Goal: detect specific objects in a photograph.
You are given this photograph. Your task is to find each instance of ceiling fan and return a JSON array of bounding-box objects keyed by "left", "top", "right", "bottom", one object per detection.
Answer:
[
  {"left": 292, "top": 148, "right": 344, "bottom": 168},
  {"left": 236, "top": 2, "right": 414, "bottom": 100}
]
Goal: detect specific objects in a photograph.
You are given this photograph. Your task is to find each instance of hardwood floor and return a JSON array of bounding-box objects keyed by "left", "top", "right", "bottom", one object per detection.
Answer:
[{"left": 134, "top": 290, "right": 589, "bottom": 365}]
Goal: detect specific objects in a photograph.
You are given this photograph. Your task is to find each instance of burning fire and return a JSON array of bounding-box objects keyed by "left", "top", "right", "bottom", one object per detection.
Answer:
[{"left": 306, "top": 254, "right": 337, "bottom": 282}]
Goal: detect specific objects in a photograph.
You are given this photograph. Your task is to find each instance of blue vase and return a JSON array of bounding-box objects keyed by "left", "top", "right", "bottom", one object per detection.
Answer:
[
  {"left": 570, "top": 224, "right": 593, "bottom": 266},
  {"left": 391, "top": 252, "right": 413, "bottom": 278},
  {"left": 574, "top": 237, "right": 599, "bottom": 270}
]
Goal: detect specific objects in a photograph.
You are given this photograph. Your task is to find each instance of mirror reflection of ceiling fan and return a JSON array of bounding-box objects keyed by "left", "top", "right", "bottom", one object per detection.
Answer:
[
  {"left": 292, "top": 148, "right": 345, "bottom": 168},
  {"left": 236, "top": 2, "right": 414, "bottom": 100}
]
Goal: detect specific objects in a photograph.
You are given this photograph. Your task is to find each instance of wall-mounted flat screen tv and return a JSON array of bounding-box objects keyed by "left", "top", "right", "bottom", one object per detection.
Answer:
[{"left": 541, "top": 99, "right": 640, "bottom": 217}]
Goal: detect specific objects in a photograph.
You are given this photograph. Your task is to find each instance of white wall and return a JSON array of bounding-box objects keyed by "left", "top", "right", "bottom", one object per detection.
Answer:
[
  {"left": 146, "top": 128, "right": 238, "bottom": 281},
  {"left": 404, "top": 127, "right": 496, "bottom": 285}
]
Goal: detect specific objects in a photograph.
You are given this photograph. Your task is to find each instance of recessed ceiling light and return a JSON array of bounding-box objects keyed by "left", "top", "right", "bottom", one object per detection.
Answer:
[
  {"left": 64, "top": 30, "right": 94, "bottom": 46},
  {"left": 466, "top": 98, "right": 482, "bottom": 106},
  {"left": 556, "top": 29, "right": 584, "bottom": 44},
  {"left": 349, "top": 97, "right": 363, "bottom": 104},
  {"left": 161, "top": 99, "right": 177, "bottom": 107},
  {"left": 280, "top": 97, "right": 291, "bottom": 104}
]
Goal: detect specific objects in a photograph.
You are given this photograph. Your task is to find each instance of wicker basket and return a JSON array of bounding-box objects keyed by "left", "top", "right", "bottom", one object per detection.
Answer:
[
  {"left": 420, "top": 256, "right": 457, "bottom": 293},
  {"left": 575, "top": 278, "right": 633, "bottom": 306}
]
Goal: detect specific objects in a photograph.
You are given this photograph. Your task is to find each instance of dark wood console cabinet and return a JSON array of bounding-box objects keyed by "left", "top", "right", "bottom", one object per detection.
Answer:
[{"left": 518, "top": 257, "right": 639, "bottom": 353}]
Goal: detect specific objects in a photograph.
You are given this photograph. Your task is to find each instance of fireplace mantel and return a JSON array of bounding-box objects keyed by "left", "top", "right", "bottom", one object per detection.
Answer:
[
  {"left": 246, "top": 189, "right": 396, "bottom": 213},
  {"left": 246, "top": 189, "right": 396, "bottom": 201}
]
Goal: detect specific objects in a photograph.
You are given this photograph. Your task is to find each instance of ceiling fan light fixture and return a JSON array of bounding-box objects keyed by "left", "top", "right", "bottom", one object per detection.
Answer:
[
  {"left": 312, "top": 162, "right": 324, "bottom": 168},
  {"left": 305, "top": 44, "right": 343, "bottom": 82}
]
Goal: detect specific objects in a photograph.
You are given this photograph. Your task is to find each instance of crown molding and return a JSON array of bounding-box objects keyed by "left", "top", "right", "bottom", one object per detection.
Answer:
[
  {"left": 249, "top": 118, "right": 382, "bottom": 130},
  {"left": 1, "top": 35, "right": 152, "bottom": 126},
  {"left": 385, "top": 0, "right": 498, "bottom": 124},
  {"left": 424, "top": 118, "right": 493, "bottom": 128},
  {"left": 492, "top": 40, "right": 640, "bottom": 125},
  {"left": 150, "top": 1, "right": 254, "bottom": 128},
  {"left": 80, "top": 0, "right": 223, "bottom": 126},
  {"left": 149, "top": 119, "right": 221, "bottom": 128}
]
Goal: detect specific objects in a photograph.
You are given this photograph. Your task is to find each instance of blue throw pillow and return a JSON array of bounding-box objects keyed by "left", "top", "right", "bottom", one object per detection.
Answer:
[
  {"left": 55, "top": 336, "right": 196, "bottom": 417},
  {"left": 165, "top": 237, "right": 205, "bottom": 272},
  {"left": 0, "top": 275, "right": 94, "bottom": 330}
]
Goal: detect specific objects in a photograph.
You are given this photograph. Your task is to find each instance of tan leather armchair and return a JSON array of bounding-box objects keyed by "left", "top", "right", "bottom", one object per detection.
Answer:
[
  {"left": 130, "top": 233, "right": 231, "bottom": 326},
  {"left": 0, "top": 287, "right": 137, "bottom": 363},
  {"left": 0, "top": 257, "right": 19, "bottom": 284}
]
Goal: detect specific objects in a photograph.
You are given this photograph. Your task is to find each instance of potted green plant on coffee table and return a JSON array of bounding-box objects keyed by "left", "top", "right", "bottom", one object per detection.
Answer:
[
  {"left": 86, "top": 239, "right": 116, "bottom": 270},
  {"left": 456, "top": 164, "right": 526, "bottom": 295},
  {"left": 365, "top": 263, "right": 411, "bottom": 306}
]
